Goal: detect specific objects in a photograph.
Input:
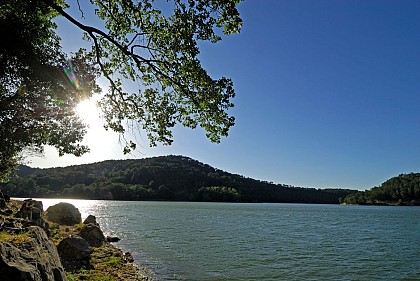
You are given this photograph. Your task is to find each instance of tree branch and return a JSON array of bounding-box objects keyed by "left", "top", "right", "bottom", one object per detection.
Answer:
[
  {"left": 76, "top": 0, "right": 85, "bottom": 19},
  {"left": 45, "top": 0, "right": 203, "bottom": 109}
]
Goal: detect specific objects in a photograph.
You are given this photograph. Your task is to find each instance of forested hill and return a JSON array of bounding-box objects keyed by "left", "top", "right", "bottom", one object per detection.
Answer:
[
  {"left": 1, "top": 155, "right": 356, "bottom": 204},
  {"left": 342, "top": 173, "right": 420, "bottom": 205}
]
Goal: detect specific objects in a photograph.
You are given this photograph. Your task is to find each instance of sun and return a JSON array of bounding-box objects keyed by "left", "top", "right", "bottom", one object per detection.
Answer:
[
  {"left": 75, "top": 97, "right": 101, "bottom": 125},
  {"left": 74, "top": 95, "right": 114, "bottom": 149}
]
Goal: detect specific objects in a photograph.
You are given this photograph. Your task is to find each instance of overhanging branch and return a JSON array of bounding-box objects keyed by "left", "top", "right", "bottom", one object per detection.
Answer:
[{"left": 44, "top": 0, "right": 207, "bottom": 110}]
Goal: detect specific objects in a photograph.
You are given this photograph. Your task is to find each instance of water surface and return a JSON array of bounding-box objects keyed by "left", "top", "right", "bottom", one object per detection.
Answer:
[{"left": 37, "top": 199, "right": 420, "bottom": 280}]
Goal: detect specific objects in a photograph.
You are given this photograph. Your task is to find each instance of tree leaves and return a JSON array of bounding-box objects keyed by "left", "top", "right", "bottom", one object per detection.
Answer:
[
  {"left": 50, "top": 0, "right": 242, "bottom": 150},
  {"left": 0, "top": 0, "right": 100, "bottom": 181},
  {"left": 0, "top": 0, "right": 243, "bottom": 181}
]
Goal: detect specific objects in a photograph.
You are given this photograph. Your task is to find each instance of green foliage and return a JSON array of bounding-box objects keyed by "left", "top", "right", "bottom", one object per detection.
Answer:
[
  {"left": 48, "top": 0, "right": 243, "bottom": 150},
  {"left": 342, "top": 173, "right": 420, "bottom": 205},
  {"left": 0, "top": 0, "right": 243, "bottom": 182},
  {"left": 1, "top": 155, "right": 356, "bottom": 204},
  {"left": 197, "top": 186, "right": 241, "bottom": 202},
  {"left": 0, "top": 0, "right": 100, "bottom": 182}
]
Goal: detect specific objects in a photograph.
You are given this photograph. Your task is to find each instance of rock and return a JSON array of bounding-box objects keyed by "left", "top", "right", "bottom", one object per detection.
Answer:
[
  {"left": 15, "top": 199, "right": 43, "bottom": 220},
  {"left": 80, "top": 223, "right": 106, "bottom": 247},
  {"left": 0, "top": 189, "right": 4, "bottom": 206},
  {"left": 1, "top": 217, "right": 21, "bottom": 229},
  {"left": 106, "top": 236, "right": 121, "bottom": 243},
  {"left": 123, "top": 252, "right": 134, "bottom": 263},
  {"left": 27, "top": 199, "right": 43, "bottom": 210},
  {"left": 0, "top": 226, "right": 67, "bottom": 281},
  {"left": 57, "top": 235, "right": 93, "bottom": 270},
  {"left": 83, "top": 214, "right": 97, "bottom": 225},
  {"left": 15, "top": 199, "right": 49, "bottom": 235},
  {"left": 0, "top": 209, "right": 13, "bottom": 216},
  {"left": 0, "top": 190, "right": 8, "bottom": 206},
  {"left": 45, "top": 202, "right": 81, "bottom": 226}
]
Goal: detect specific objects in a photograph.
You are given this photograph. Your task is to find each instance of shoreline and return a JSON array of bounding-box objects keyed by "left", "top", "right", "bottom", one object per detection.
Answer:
[{"left": 0, "top": 199, "right": 154, "bottom": 280}]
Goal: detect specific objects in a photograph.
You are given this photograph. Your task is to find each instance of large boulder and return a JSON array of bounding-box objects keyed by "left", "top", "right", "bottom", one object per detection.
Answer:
[
  {"left": 57, "top": 235, "right": 93, "bottom": 270},
  {"left": 45, "top": 203, "right": 81, "bottom": 226},
  {"left": 80, "top": 223, "right": 106, "bottom": 247},
  {"left": 0, "top": 226, "right": 67, "bottom": 281}
]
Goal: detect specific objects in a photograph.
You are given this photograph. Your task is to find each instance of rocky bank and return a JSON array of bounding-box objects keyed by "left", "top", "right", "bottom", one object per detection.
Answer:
[{"left": 0, "top": 198, "right": 153, "bottom": 281}]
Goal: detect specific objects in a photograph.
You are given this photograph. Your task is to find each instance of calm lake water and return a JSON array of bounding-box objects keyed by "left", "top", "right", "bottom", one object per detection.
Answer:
[{"left": 36, "top": 199, "right": 419, "bottom": 280}]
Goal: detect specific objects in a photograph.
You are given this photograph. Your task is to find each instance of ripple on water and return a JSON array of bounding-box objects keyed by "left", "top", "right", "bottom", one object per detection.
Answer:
[{"left": 23, "top": 199, "right": 420, "bottom": 281}]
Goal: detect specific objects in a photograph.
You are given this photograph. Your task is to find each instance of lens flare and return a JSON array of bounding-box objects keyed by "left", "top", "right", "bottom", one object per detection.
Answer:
[{"left": 63, "top": 60, "right": 80, "bottom": 90}]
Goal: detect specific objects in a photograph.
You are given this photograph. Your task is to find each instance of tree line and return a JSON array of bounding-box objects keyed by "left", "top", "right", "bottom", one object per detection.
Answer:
[
  {"left": 1, "top": 155, "right": 356, "bottom": 204},
  {"left": 342, "top": 173, "right": 420, "bottom": 205}
]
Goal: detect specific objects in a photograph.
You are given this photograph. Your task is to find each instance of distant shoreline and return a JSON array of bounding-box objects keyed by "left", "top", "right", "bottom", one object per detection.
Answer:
[
  {"left": 341, "top": 201, "right": 419, "bottom": 206},
  {"left": 2, "top": 156, "right": 356, "bottom": 204}
]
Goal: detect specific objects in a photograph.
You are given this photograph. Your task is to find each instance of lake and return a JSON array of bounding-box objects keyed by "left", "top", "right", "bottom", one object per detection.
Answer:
[{"left": 38, "top": 199, "right": 419, "bottom": 280}]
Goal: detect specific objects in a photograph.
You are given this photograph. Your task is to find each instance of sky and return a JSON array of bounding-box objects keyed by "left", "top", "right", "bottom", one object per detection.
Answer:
[{"left": 28, "top": 0, "right": 420, "bottom": 190}]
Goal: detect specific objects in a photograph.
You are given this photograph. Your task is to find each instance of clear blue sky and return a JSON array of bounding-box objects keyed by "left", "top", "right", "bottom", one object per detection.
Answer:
[{"left": 29, "top": 0, "right": 420, "bottom": 190}]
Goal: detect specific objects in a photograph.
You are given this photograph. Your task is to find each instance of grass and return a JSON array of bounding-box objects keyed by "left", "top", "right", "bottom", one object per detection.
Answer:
[
  {"left": 66, "top": 249, "right": 125, "bottom": 281},
  {"left": 74, "top": 223, "right": 84, "bottom": 231},
  {"left": 50, "top": 224, "right": 81, "bottom": 245},
  {"left": 0, "top": 230, "right": 33, "bottom": 244},
  {"left": 66, "top": 270, "right": 115, "bottom": 281},
  {"left": 90, "top": 247, "right": 124, "bottom": 269},
  {"left": 103, "top": 256, "right": 123, "bottom": 268}
]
